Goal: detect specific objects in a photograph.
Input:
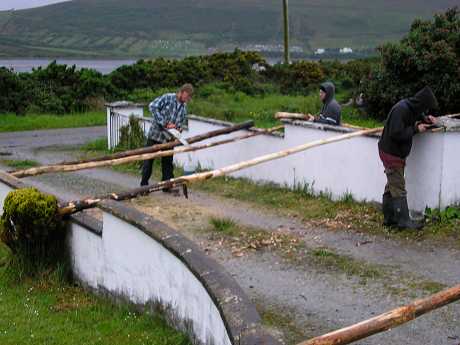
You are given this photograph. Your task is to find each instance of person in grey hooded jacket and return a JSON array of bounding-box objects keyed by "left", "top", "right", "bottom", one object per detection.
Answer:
[{"left": 307, "top": 82, "right": 341, "bottom": 125}]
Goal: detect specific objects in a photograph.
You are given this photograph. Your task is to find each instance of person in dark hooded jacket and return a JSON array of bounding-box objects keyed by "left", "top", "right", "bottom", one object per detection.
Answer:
[
  {"left": 307, "top": 82, "right": 341, "bottom": 126},
  {"left": 379, "top": 86, "right": 439, "bottom": 230}
]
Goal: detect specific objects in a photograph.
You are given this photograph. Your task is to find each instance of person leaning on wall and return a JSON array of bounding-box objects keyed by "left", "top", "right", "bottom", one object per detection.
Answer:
[
  {"left": 378, "top": 86, "right": 439, "bottom": 230},
  {"left": 140, "top": 83, "right": 194, "bottom": 191},
  {"left": 307, "top": 82, "right": 342, "bottom": 126}
]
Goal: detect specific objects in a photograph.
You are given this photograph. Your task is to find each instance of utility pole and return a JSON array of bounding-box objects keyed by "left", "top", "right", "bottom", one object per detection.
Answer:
[{"left": 282, "top": 0, "right": 290, "bottom": 64}]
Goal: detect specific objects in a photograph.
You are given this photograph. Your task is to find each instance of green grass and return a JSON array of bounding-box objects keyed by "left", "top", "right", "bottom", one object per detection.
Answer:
[
  {"left": 0, "top": 159, "right": 40, "bottom": 169},
  {"left": 0, "top": 0, "right": 445, "bottom": 58},
  {"left": 310, "top": 248, "right": 382, "bottom": 280},
  {"left": 0, "top": 244, "right": 191, "bottom": 345},
  {"left": 128, "top": 85, "right": 382, "bottom": 129},
  {"left": 209, "top": 217, "right": 239, "bottom": 236},
  {"left": 0, "top": 112, "right": 106, "bottom": 132}
]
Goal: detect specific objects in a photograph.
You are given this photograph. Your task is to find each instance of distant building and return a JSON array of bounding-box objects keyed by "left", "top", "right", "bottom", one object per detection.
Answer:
[
  {"left": 314, "top": 48, "right": 325, "bottom": 55},
  {"left": 339, "top": 47, "right": 353, "bottom": 54}
]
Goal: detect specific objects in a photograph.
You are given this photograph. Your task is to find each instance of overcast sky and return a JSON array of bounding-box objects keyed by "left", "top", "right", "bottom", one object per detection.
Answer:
[{"left": 0, "top": 0, "right": 71, "bottom": 11}]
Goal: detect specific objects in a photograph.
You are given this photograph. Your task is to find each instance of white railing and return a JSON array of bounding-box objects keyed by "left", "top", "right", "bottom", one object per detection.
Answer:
[{"left": 107, "top": 111, "right": 152, "bottom": 149}]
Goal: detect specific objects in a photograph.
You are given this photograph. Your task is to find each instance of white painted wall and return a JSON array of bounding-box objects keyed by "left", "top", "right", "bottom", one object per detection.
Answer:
[
  {"left": 173, "top": 119, "right": 460, "bottom": 212},
  {"left": 0, "top": 182, "right": 12, "bottom": 215},
  {"left": 0, "top": 178, "right": 233, "bottom": 345},
  {"left": 105, "top": 104, "right": 460, "bottom": 212},
  {"left": 69, "top": 212, "right": 232, "bottom": 345}
]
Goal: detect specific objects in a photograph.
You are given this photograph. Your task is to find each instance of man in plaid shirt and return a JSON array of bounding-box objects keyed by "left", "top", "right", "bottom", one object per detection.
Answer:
[{"left": 140, "top": 84, "right": 193, "bottom": 188}]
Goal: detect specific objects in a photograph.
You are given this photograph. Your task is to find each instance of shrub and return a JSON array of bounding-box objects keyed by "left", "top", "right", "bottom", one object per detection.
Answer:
[
  {"left": 0, "top": 188, "right": 67, "bottom": 278},
  {"left": 264, "top": 61, "right": 325, "bottom": 94},
  {"left": 116, "top": 116, "right": 146, "bottom": 151},
  {"left": 361, "top": 8, "right": 460, "bottom": 120},
  {"left": 0, "top": 67, "right": 28, "bottom": 114}
]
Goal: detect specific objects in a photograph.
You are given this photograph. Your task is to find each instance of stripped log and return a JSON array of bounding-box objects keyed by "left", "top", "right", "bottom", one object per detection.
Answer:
[
  {"left": 57, "top": 120, "right": 254, "bottom": 166},
  {"left": 58, "top": 127, "right": 382, "bottom": 215},
  {"left": 275, "top": 112, "right": 310, "bottom": 121},
  {"left": 275, "top": 112, "right": 367, "bottom": 130},
  {"left": 12, "top": 125, "right": 283, "bottom": 178},
  {"left": 297, "top": 283, "right": 460, "bottom": 345}
]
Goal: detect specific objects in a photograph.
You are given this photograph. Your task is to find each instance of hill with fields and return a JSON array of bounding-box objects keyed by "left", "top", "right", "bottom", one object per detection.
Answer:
[{"left": 0, "top": 0, "right": 457, "bottom": 58}]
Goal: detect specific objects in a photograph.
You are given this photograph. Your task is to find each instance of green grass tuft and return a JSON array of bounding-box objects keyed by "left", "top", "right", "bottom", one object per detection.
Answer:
[{"left": 0, "top": 159, "right": 40, "bottom": 169}]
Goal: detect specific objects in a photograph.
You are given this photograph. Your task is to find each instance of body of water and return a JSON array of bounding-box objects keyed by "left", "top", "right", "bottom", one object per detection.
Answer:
[{"left": 0, "top": 58, "right": 136, "bottom": 74}]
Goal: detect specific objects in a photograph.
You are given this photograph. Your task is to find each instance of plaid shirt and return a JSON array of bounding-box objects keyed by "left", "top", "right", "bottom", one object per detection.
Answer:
[{"left": 147, "top": 93, "right": 188, "bottom": 143}]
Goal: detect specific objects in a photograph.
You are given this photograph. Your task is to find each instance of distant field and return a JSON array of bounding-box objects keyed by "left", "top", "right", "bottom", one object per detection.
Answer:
[{"left": 0, "top": 0, "right": 456, "bottom": 58}]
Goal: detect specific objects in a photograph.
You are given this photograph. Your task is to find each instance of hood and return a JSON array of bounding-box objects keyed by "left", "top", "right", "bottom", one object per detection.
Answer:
[
  {"left": 320, "top": 82, "right": 335, "bottom": 104},
  {"left": 407, "top": 86, "right": 439, "bottom": 119}
]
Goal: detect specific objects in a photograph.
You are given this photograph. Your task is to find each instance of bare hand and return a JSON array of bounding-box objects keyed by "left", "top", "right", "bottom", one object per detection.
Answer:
[
  {"left": 417, "top": 123, "right": 431, "bottom": 133},
  {"left": 306, "top": 113, "right": 315, "bottom": 121},
  {"left": 425, "top": 115, "right": 437, "bottom": 125},
  {"left": 166, "top": 123, "right": 176, "bottom": 129}
]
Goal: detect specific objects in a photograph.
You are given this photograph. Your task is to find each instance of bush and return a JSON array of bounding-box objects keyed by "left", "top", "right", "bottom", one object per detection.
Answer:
[
  {"left": 116, "top": 116, "right": 146, "bottom": 151},
  {"left": 0, "top": 67, "right": 28, "bottom": 114},
  {"left": 0, "top": 188, "right": 67, "bottom": 278},
  {"left": 109, "top": 49, "right": 267, "bottom": 95},
  {"left": 264, "top": 61, "right": 325, "bottom": 94},
  {"left": 361, "top": 8, "right": 460, "bottom": 119}
]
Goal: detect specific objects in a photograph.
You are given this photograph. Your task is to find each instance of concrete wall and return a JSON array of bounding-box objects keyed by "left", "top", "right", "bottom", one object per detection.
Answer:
[
  {"left": 0, "top": 174, "right": 279, "bottom": 345},
  {"left": 174, "top": 117, "right": 459, "bottom": 212},
  {"left": 106, "top": 104, "right": 460, "bottom": 212}
]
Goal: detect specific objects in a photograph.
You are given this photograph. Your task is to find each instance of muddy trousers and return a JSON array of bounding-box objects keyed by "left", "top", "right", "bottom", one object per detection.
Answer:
[
  {"left": 140, "top": 139, "right": 174, "bottom": 186},
  {"left": 384, "top": 167, "right": 406, "bottom": 198}
]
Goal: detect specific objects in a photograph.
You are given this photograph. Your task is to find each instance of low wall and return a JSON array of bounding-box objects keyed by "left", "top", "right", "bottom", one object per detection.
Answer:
[
  {"left": 105, "top": 103, "right": 460, "bottom": 212},
  {"left": 0, "top": 173, "right": 279, "bottom": 345},
  {"left": 173, "top": 116, "right": 460, "bottom": 212}
]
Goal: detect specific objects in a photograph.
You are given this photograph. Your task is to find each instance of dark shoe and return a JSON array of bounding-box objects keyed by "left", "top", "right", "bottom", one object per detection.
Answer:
[
  {"left": 382, "top": 192, "right": 396, "bottom": 227},
  {"left": 393, "top": 197, "right": 424, "bottom": 230},
  {"left": 140, "top": 181, "right": 148, "bottom": 187}
]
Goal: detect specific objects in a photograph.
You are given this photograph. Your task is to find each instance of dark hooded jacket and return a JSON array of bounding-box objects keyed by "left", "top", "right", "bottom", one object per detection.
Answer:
[
  {"left": 378, "top": 86, "right": 438, "bottom": 159},
  {"left": 315, "top": 82, "right": 341, "bottom": 126}
]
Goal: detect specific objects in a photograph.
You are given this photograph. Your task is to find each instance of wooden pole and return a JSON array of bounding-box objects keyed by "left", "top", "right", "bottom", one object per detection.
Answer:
[
  {"left": 297, "top": 283, "right": 460, "bottom": 345},
  {"left": 12, "top": 126, "right": 283, "bottom": 178},
  {"left": 275, "top": 112, "right": 370, "bottom": 130},
  {"left": 57, "top": 120, "right": 254, "bottom": 166},
  {"left": 58, "top": 127, "right": 382, "bottom": 215},
  {"left": 283, "top": 0, "right": 290, "bottom": 64}
]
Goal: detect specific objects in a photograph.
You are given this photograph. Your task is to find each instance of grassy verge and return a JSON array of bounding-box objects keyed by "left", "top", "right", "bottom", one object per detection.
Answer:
[
  {"left": 0, "top": 159, "right": 40, "bottom": 169},
  {"left": 196, "top": 177, "right": 460, "bottom": 243},
  {"left": 0, "top": 244, "right": 191, "bottom": 345},
  {"left": 0, "top": 112, "right": 106, "bottom": 132}
]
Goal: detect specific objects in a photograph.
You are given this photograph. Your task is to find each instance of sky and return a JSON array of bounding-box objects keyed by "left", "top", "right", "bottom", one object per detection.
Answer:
[{"left": 0, "top": 0, "right": 70, "bottom": 11}]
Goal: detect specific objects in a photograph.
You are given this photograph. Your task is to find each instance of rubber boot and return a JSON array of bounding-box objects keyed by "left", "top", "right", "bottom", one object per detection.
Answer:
[
  {"left": 382, "top": 192, "right": 396, "bottom": 227},
  {"left": 393, "top": 196, "right": 424, "bottom": 230}
]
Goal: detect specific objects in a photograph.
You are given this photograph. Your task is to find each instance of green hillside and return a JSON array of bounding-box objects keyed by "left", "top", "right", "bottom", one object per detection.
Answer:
[{"left": 0, "top": 0, "right": 457, "bottom": 58}]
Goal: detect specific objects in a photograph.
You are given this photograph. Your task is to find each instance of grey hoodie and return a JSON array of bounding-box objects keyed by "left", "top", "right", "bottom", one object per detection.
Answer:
[{"left": 315, "top": 82, "right": 341, "bottom": 126}]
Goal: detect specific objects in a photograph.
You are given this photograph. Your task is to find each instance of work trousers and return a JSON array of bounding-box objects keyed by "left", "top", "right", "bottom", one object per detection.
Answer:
[
  {"left": 140, "top": 139, "right": 174, "bottom": 186},
  {"left": 384, "top": 166, "right": 406, "bottom": 198}
]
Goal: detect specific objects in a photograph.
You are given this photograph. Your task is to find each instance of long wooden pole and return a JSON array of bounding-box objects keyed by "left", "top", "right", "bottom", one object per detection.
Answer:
[
  {"left": 58, "top": 127, "right": 382, "bottom": 215},
  {"left": 283, "top": 0, "right": 290, "bottom": 64},
  {"left": 275, "top": 112, "right": 368, "bottom": 130},
  {"left": 298, "top": 283, "right": 460, "bottom": 345},
  {"left": 12, "top": 126, "right": 283, "bottom": 178},
  {"left": 56, "top": 120, "right": 254, "bottom": 166}
]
